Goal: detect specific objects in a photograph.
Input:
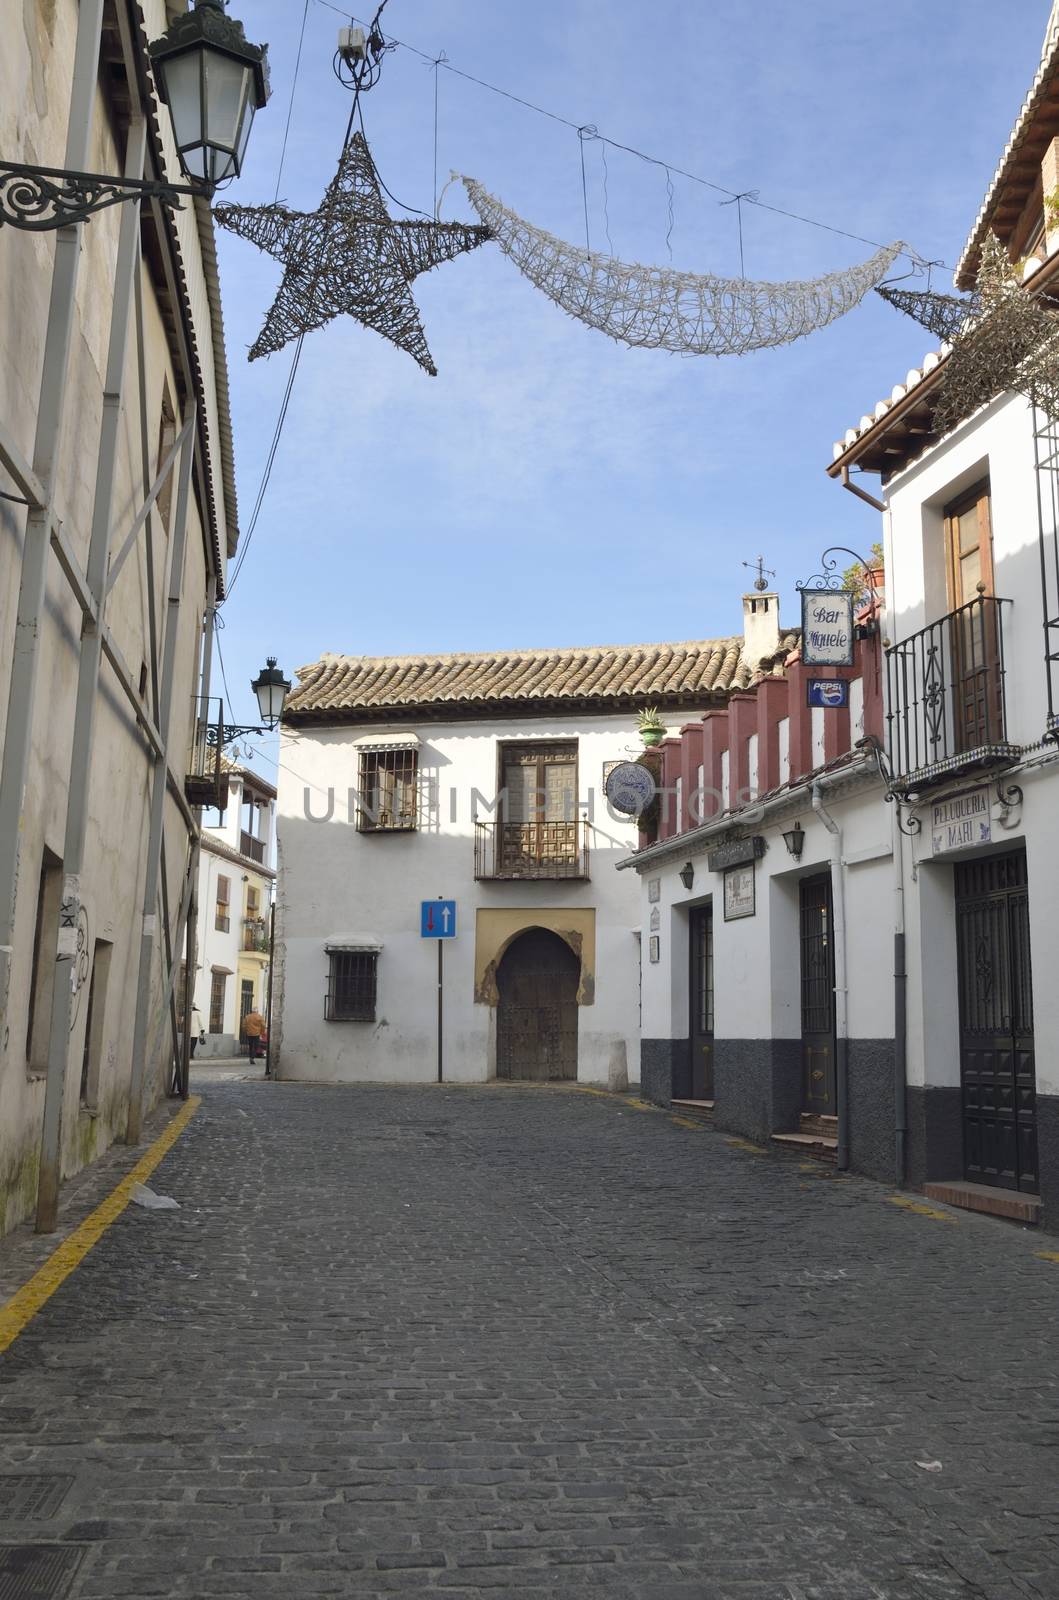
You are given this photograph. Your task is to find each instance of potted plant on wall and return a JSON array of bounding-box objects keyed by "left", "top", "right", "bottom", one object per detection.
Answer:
[{"left": 637, "top": 706, "right": 667, "bottom": 747}]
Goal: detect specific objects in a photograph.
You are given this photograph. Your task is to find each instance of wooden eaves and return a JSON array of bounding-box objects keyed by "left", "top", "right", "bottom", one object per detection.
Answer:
[{"left": 827, "top": 248, "right": 1059, "bottom": 487}]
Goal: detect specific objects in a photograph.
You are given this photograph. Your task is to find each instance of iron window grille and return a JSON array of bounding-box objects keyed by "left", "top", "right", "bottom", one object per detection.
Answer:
[
  {"left": 209, "top": 970, "right": 226, "bottom": 1033},
  {"left": 356, "top": 748, "right": 419, "bottom": 832},
  {"left": 325, "top": 950, "right": 378, "bottom": 1022}
]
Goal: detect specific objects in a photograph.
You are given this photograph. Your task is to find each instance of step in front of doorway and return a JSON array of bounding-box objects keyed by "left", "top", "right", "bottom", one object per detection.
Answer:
[
  {"left": 770, "top": 1131, "right": 837, "bottom": 1164},
  {"left": 670, "top": 1098, "right": 714, "bottom": 1123},
  {"left": 923, "top": 1180, "right": 1040, "bottom": 1225}
]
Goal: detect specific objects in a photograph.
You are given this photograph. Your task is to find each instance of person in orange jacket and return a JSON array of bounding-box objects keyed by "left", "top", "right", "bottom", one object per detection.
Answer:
[{"left": 242, "top": 1008, "right": 266, "bottom": 1064}]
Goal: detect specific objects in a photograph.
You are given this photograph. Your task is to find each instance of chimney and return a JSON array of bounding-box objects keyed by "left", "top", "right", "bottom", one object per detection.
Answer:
[{"left": 742, "top": 591, "right": 781, "bottom": 670}]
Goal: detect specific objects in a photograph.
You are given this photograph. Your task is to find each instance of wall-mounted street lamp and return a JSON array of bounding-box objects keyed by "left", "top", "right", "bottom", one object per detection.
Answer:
[
  {"left": 150, "top": 0, "right": 271, "bottom": 188},
  {"left": 251, "top": 657, "right": 291, "bottom": 731},
  {"left": 210, "top": 657, "right": 290, "bottom": 746},
  {"left": 782, "top": 822, "right": 805, "bottom": 860},
  {"left": 0, "top": 0, "right": 270, "bottom": 232},
  {"left": 678, "top": 861, "right": 696, "bottom": 891}
]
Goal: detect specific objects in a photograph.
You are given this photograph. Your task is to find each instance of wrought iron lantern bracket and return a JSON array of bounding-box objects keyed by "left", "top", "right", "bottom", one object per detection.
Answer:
[
  {"left": 0, "top": 160, "right": 198, "bottom": 231},
  {"left": 206, "top": 722, "right": 270, "bottom": 748},
  {"left": 795, "top": 546, "right": 875, "bottom": 594}
]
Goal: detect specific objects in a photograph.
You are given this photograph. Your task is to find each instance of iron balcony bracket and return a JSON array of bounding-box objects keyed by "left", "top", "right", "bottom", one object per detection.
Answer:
[{"left": 0, "top": 161, "right": 200, "bottom": 231}]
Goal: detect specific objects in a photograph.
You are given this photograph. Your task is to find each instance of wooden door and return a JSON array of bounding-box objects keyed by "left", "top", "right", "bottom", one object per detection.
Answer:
[
  {"left": 955, "top": 851, "right": 1037, "bottom": 1192},
  {"left": 944, "top": 483, "right": 1002, "bottom": 752},
  {"left": 496, "top": 929, "right": 579, "bottom": 1081},
  {"left": 689, "top": 906, "right": 714, "bottom": 1100},
  {"left": 800, "top": 875, "right": 836, "bottom": 1112}
]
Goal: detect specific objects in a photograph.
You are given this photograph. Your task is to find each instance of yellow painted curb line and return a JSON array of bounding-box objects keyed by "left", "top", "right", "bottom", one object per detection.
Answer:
[
  {"left": 669, "top": 1115, "right": 707, "bottom": 1132},
  {"left": 887, "top": 1195, "right": 957, "bottom": 1224},
  {"left": 725, "top": 1137, "right": 767, "bottom": 1156},
  {"left": 0, "top": 1096, "right": 201, "bottom": 1356}
]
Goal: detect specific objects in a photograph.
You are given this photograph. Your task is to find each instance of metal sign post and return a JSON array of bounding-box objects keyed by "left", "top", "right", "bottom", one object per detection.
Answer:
[{"left": 421, "top": 899, "right": 457, "bottom": 1084}]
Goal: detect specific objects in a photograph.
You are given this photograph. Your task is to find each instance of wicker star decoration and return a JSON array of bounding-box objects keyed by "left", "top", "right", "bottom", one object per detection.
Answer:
[
  {"left": 214, "top": 133, "right": 492, "bottom": 375},
  {"left": 933, "top": 232, "right": 1059, "bottom": 434}
]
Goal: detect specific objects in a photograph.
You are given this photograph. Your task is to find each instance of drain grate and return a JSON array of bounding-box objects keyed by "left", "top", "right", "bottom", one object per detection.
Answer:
[
  {"left": 0, "top": 1546, "right": 85, "bottom": 1600},
  {"left": 0, "top": 1480, "right": 73, "bottom": 1520}
]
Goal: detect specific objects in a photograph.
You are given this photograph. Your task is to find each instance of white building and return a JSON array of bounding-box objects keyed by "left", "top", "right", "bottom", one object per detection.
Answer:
[
  {"left": 192, "top": 760, "right": 276, "bottom": 1057},
  {"left": 625, "top": 6, "right": 1059, "bottom": 1229},
  {"left": 0, "top": 0, "right": 242, "bottom": 1232},
  {"left": 823, "top": 11, "right": 1059, "bottom": 1228},
  {"left": 273, "top": 622, "right": 795, "bottom": 1086},
  {"left": 624, "top": 594, "right": 899, "bottom": 1180}
]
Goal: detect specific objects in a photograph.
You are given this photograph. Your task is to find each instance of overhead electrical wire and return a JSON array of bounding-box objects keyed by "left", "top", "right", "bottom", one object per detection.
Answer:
[
  {"left": 311, "top": 0, "right": 945, "bottom": 269},
  {"left": 224, "top": 0, "right": 312, "bottom": 601}
]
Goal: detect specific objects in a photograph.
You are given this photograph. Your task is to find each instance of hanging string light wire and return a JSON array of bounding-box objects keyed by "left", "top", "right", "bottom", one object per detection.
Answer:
[{"left": 311, "top": 0, "right": 944, "bottom": 272}]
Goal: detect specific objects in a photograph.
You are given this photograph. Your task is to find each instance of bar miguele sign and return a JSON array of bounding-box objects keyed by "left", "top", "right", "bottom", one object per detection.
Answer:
[{"left": 800, "top": 589, "right": 854, "bottom": 667}]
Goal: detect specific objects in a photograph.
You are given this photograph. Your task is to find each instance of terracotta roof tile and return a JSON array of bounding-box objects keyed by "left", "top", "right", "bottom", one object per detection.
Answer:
[{"left": 285, "top": 634, "right": 798, "bottom": 724}]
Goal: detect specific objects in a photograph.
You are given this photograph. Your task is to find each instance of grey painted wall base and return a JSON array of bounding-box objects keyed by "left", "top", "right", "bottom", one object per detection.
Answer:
[
  {"left": 904, "top": 1086, "right": 963, "bottom": 1190},
  {"left": 639, "top": 1039, "right": 688, "bottom": 1108},
  {"left": 847, "top": 1039, "right": 897, "bottom": 1184},
  {"left": 1036, "top": 1095, "right": 1059, "bottom": 1235},
  {"left": 713, "top": 1039, "right": 801, "bottom": 1144}
]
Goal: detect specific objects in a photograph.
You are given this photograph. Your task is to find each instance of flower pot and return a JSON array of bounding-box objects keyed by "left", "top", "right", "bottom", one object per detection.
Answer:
[{"left": 640, "top": 727, "right": 665, "bottom": 747}]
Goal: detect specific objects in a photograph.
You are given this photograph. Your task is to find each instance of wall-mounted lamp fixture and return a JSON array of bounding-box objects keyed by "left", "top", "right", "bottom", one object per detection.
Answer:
[
  {"left": 782, "top": 822, "right": 805, "bottom": 860},
  {"left": 678, "top": 861, "right": 695, "bottom": 891}
]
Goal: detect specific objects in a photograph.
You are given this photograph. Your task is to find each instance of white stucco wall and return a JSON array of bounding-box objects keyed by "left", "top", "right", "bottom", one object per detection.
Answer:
[
  {"left": 637, "top": 780, "right": 893, "bottom": 1051},
  {"left": 881, "top": 389, "right": 1059, "bottom": 1099},
  {"left": 274, "top": 712, "right": 716, "bottom": 1086}
]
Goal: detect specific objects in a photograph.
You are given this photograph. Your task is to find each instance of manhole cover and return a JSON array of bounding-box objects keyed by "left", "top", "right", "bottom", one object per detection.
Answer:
[
  {"left": 0, "top": 1545, "right": 85, "bottom": 1600},
  {"left": 0, "top": 1480, "right": 73, "bottom": 1519}
]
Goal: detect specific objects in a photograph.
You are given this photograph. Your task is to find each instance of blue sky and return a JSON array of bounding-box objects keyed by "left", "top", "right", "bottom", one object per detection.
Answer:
[{"left": 213, "top": 0, "right": 1048, "bottom": 762}]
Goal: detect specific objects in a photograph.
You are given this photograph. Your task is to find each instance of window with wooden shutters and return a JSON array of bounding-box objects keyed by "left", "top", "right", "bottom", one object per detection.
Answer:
[
  {"left": 944, "top": 481, "right": 1003, "bottom": 754},
  {"left": 357, "top": 748, "right": 418, "bottom": 832},
  {"left": 499, "top": 742, "right": 578, "bottom": 870},
  {"left": 325, "top": 951, "right": 378, "bottom": 1021},
  {"left": 215, "top": 874, "right": 230, "bottom": 932}
]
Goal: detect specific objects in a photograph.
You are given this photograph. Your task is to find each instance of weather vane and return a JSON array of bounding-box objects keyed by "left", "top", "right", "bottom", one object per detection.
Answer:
[{"left": 742, "top": 555, "right": 776, "bottom": 593}]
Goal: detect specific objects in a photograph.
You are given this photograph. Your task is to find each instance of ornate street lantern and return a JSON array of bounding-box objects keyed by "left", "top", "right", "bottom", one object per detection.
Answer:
[
  {"left": 149, "top": 0, "right": 271, "bottom": 189},
  {"left": 251, "top": 658, "right": 291, "bottom": 730},
  {"left": 782, "top": 822, "right": 805, "bottom": 860}
]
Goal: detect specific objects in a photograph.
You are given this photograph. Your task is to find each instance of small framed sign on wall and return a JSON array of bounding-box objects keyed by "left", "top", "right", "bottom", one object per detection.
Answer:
[
  {"left": 723, "top": 862, "right": 755, "bottom": 921},
  {"left": 648, "top": 935, "right": 660, "bottom": 963}
]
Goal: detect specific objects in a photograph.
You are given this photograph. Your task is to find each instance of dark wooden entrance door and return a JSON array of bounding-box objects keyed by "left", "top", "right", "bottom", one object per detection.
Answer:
[
  {"left": 800, "top": 874, "right": 836, "bottom": 1112},
  {"left": 496, "top": 929, "right": 579, "bottom": 1081},
  {"left": 689, "top": 906, "right": 714, "bottom": 1099},
  {"left": 954, "top": 850, "right": 1037, "bottom": 1192}
]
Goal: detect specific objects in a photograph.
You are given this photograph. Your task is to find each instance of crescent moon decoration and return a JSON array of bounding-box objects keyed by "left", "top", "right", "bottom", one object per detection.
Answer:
[{"left": 461, "top": 176, "right": 905, "bottom": 357}]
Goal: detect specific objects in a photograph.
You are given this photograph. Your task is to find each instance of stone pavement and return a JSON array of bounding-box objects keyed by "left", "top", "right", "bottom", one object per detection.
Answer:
[{"left": 1, "top": 1081, "right": 1058, "bottom": 1600}]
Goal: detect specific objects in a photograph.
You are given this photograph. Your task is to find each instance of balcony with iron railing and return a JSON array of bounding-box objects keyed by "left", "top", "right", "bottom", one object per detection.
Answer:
[
  {"left": 474, "top": 820, "right": 590, "bottom": 881},
  {"left": 243, "top": 917, "right": 270, "bottom": 954},
  {"left": 240, "top": 829, "right": 266, "bottom": 864},
  {"left": 885, "top": 594, "right": 1019, "bottom": 791},
  {"left": 185, "top": 695, "right": 229, "bottom": 812}
]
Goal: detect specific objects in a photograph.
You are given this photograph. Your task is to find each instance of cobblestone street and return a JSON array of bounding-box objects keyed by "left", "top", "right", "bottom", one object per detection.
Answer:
[{"left": 1, "top": 1081, "right": 1058, "bottom": 1599}]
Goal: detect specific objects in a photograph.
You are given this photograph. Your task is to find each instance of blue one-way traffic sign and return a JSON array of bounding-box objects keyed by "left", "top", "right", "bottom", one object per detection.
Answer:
[{"left": 421, "top": 899, "right": 457, "bottom": 938}]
